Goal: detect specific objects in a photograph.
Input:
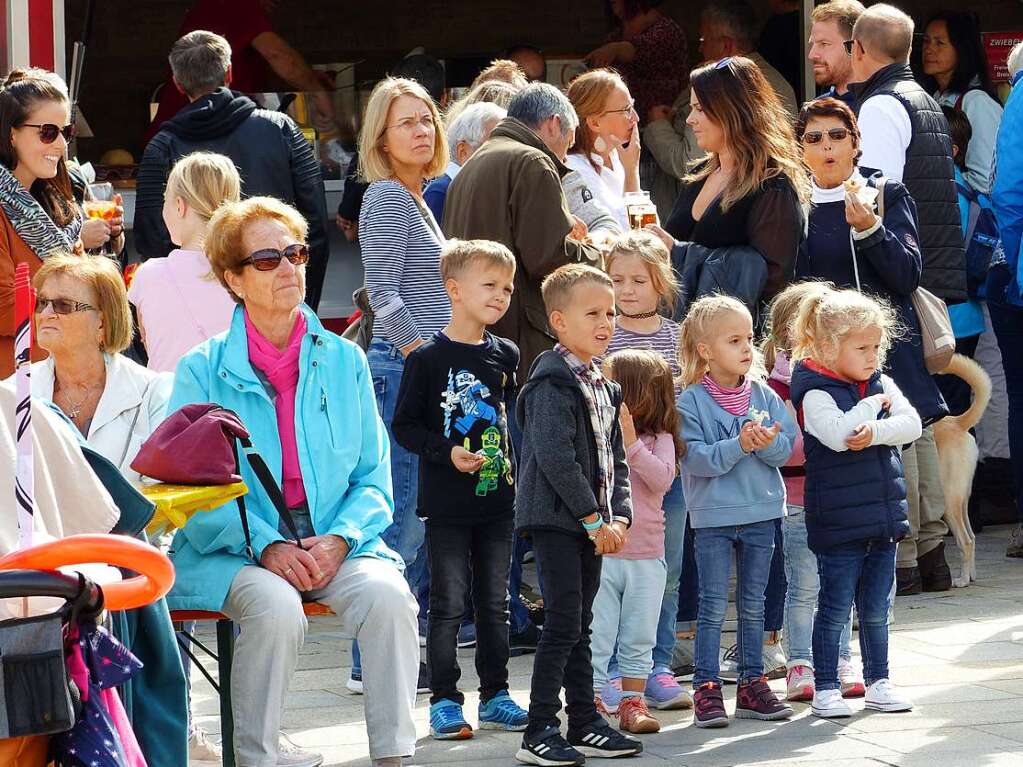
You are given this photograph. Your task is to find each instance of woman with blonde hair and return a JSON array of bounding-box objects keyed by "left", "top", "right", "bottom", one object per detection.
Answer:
[
  {"left": 355, "top": 75, "right": 450, "bottom": 694},
  {"left": 127, "top": 151, "right": 241, "bottom": 372},
  {"left": 649, "top": 56, "right": 808, "bottom": 306},
  {"left": 565, "top": 69, "right": 641, "bottom": 231}
]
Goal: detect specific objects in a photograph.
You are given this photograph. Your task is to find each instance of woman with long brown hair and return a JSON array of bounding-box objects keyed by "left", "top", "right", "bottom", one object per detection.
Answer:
[{"left": 650, "top": 56, "right": 808, "bottom": 305}]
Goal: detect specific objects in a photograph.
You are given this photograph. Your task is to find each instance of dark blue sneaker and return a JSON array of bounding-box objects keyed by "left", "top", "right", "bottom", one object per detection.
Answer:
[
  {"left": 457, "top": 622, "right": 477, "bottom": 648},
  {"left": 567, "top": 720, "right": 642, "bottom": 758},
  {"left": 478, "top": 690, "right": 528, "bottom": 731},
  {"left": 429, "top": 699, "right": 472, "bottom": 740},
  {"left": 516, "top": 726, "right": 584, "bottom": 766}
]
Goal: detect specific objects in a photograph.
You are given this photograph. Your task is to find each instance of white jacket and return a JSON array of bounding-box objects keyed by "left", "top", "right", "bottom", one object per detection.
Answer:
[{"left": 30, "top": 353, "right": 172, "bottom": 483}]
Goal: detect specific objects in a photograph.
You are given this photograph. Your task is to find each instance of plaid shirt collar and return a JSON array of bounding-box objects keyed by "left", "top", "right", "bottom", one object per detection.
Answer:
[{"left": 555, "top": 344, "right": 605, "bottom": 385}]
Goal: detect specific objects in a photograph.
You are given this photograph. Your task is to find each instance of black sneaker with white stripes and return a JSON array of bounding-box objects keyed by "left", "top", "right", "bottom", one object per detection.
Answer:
[
  {"left": 567, "top": 721, "right": 643, "bottom": 758},
  {"left": 516, "top": 726, "right": 585, "bottom": 767}
]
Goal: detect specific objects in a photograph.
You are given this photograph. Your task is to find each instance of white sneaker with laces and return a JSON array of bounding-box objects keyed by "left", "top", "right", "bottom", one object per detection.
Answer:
[
  {"left": 837, "top": 658, "right": 866, "bottom": 697},
  {"left": 277, "top": 733, "right": 324, "bottom": 767},
  {"left": 864, "top": 678, "right": 912, "bottom": 712},
  {"left": 188, "top": 727, "right": 222, "bottom": 762},
  {"left": 811, "top": 688, "right": 853, "bottom": 718}
]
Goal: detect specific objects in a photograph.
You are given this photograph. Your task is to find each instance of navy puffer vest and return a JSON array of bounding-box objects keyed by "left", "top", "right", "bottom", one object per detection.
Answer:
[{"left": 789, "top": 362, "right": 910, "bottom": 553}]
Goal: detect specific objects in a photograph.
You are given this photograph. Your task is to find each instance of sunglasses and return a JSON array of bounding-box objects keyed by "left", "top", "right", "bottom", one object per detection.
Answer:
[
  {"left": 843, "top": 39, "right": 858, "bottom": 55},
  {"left": 34, "top": 297, "right": 95, "bottom": 315},
  {"left": 20, "top": 122, "right": 76, "bottom": 144},
  {"left": 804, "top": 128, "right": 851, "bottom": 144},
  {"left": 240, "top": 243, "right": 309, "bottom": 271}
]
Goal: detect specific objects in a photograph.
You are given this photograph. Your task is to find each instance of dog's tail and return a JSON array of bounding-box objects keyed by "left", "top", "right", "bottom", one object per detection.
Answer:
[{"left": 937, "top": 353, "right": 992, "bottom": 432}]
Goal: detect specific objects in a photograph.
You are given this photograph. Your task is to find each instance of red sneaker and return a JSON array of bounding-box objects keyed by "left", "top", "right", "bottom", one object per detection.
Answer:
[
  {"left": 693, "top": 682, "right": 729, "bottom": 728},
  {"left": 736, "top": 676, "right": 794, "bottom": 721}
]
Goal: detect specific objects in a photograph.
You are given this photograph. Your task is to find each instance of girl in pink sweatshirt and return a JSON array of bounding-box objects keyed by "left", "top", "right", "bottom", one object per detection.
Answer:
[{"left": 589, "top": 349, "right": 683, "bottom": 734}]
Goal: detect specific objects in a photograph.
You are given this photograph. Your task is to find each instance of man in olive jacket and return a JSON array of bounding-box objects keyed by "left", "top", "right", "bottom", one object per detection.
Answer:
[{"left": 443, "top": 83, "right": 602, "bottom": 382}]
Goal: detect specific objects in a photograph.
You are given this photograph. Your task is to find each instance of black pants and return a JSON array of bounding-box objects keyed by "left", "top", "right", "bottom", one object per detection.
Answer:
[
  {"left": 426, "top": 518, "right": 513, "bottom": 706},
  {"left": 526, "top": 530, "right": 603, "bottom": 737}
]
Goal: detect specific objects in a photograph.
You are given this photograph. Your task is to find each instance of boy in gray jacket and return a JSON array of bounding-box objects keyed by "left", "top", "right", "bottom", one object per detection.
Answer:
[{"left": 514, "top": 264, "right": 641, "bottom": 767}]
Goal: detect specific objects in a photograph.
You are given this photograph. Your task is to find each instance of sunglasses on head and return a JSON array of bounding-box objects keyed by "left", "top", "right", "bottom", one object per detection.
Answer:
[
  {"left": 34, "top": 297, "right": 94, "bottom": 315},
  {"left": 240, "top": 243, "right": 309, "bottom": 271},
  {"left": 803, "top": 128, "right": 850, "bottom": 144},
  {"left": 20, "top": 122, "right": 76, "bottom": 144}
]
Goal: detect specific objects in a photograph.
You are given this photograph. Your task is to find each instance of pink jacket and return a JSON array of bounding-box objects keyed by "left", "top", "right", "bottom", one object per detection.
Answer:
[{"left": 614, "top": 432, "right": 676, "bottom": 559}]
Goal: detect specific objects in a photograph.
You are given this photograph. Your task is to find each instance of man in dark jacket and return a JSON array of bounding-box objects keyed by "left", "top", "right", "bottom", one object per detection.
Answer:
[
  {"left": 135, "top": 30, "right": 330, "bottom": 310},
  {"left": 848, "top": 4, "right": 961, "bottom": 594}
]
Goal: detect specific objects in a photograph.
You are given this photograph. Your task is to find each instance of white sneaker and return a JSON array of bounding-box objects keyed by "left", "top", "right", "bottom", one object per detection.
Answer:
[
  {"left": 762, "top": 640, "right": 788, "bottom": 680},
  {"left": 811, "top": 688, "right": 853, "bottom": 718},
  {"left": 864, "top": 678, "right": 912, "bottom": 712},
  {"left": 837, "top": 658, "right": 866, "bottom": 698},
  {"left": 188, "top": 727, "right": 222, "bottom": 762},
  {"left": 785, "top": 664, "right": 815, "bottom": 702},
  {"left": 277, "top": 733, "right": 324, "bottom": 767},
  {"left": 346, "top": 669, "right": 364, "bottom": 694}
]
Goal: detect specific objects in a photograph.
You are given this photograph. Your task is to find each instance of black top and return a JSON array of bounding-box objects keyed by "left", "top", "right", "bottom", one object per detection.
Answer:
[
  {"left": 392, "top": 331, "right": 519, "bottom": 524},
  {"left": 664, "top": 170, "right": 804, "bottom": 299}
]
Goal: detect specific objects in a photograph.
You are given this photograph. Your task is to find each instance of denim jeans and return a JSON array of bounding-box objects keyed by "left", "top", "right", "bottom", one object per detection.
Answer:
[
  {"left": 988, "top": 265, "right": 1023, "bottom": 524},
  {"left": 764, "top": 518, "right": 787, "bottom": 633},
  {"left": 783, "top": 508, "right": 852, "bottom": 667},
  {"left": 693, "top": 519, "right": 776, "bottom": 686},
  {"left": 651, "top": 475, "right": 687, "bottom": 669},
  {"left": 506, "top": 400, "right": 537, "bottom": 634},
  {"left": 813, "top": 538, "right": 896, "bottom": 691},
  {"left": 425, "top": 519, "right": 513, "bottom": 706},
  {"left": 353, "top": 339, "right": 427, "bottom": 675},
  {"left": 526, "top": 530, "right": 603, "bottom": 737}
]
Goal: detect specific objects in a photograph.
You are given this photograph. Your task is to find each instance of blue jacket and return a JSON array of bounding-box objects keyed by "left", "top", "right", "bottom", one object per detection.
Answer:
[
  {"left": 789, "top": 362, "right": 910, "bottom": 553},
  {"left": 423, "top": 173, "right": 452, "bottom": 225},
  {"left": 678, "top": 379, "right": 796, "bottom": 529},
  {"left": 167, "top": 305, "right": 400, "bottom": 611},
  {"left": 992, "top": 70, "right": 1023, "bottom": 307}
]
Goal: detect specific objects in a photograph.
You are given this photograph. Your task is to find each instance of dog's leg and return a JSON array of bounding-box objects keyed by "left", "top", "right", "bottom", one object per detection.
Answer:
[{"left": 947, "top": 494, "right": 975, "bottom": 588}]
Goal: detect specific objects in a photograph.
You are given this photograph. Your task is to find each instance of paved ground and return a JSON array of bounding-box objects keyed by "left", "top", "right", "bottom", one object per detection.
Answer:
[{"left": 192, "top": 524, "right": 1023, "bottom": 766}]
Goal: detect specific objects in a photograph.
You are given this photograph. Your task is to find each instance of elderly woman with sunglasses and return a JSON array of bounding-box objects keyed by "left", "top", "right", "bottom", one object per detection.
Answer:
[
  {"left": 168, "top": 195, "right": 419, "bottom": 767},
  {"left": 795, "top": 97, "right": 945, "bottom": 424},
  {"left": 1, "top": 68, "right": 83, "bottom": 377}
]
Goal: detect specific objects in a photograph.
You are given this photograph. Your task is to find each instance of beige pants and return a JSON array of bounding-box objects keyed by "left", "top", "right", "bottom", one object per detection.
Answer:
[{"left": 897, "top": 426, "right": 948, "bottom": 568}]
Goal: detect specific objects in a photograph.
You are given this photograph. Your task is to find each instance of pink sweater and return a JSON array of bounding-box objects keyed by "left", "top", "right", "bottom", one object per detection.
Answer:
[{"left": 614, "top": 432, "right": 676, "bottom": 559}]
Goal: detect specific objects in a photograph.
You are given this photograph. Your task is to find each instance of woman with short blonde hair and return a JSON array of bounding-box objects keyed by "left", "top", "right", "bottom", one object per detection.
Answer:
[{"left": 359, "top": 77, "right": 448, "bottom": 183}]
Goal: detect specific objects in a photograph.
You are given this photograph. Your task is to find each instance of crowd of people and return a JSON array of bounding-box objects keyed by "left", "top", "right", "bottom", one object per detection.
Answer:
[{"left": 2, "top": 2, "right": 1023, "bottom": 767}]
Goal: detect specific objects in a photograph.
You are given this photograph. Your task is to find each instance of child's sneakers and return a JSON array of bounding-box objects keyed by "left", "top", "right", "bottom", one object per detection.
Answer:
[
  {"left": 811, "top": 688, "right": 853, "bottom": 718},
  {"left": 644, "top": 668, "right": 694, "bottom": 710},
  {"left": 616, "top": 695, "right": 660, "bottom": 734},
  {"left": 478, "top": 690, "right": 528, "bottom": 731},
  {"left": 864, "top": 679, "right": 913, "bottom": 712},
  {"left": 429, "top": 699, "right": 472, "bottom": 740},
  {"left": 693, "top": 682, "right": 729, "bottom": 728},
  {"left": 567, "top": 720, "right": 643, "bottom": 758},
  {"left": 838, "top": 658, "right": 866, "bottom": 698},
  {"left": 516, "top": 726, "right": 584, "bottom": 767},
  {"left": 598, "top": 676, "right": 624, "bottom": 714},
  {"left": 735, "top": 676, "right": 794, "bottom": 720},
  {"left": 785, "top": 664, "right": 815, "bottom": 702}
]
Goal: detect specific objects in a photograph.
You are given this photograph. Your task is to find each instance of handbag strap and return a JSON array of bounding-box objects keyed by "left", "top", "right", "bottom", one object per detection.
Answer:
[{"left": 230, "top": 436, "right": 306, "bottom": 562}]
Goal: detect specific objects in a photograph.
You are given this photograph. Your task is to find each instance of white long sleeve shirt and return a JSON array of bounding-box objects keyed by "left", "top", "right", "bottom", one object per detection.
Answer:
[
  {"left": 857, "top": 95, "right": 913, "bottom": 182},
  {"left": 802, "top": 373, "right": 922, "bottom": 452}
]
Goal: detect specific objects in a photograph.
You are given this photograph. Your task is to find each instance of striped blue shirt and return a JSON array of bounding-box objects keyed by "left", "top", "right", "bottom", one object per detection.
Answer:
[{"left": 359, "top": 180, "right": 451, "bottom": 348}]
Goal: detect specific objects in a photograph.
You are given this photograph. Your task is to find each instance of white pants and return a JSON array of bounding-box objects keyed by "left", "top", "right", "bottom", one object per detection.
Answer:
[{"left": 222, "top": 557, "right": 419, "bottom": 766}]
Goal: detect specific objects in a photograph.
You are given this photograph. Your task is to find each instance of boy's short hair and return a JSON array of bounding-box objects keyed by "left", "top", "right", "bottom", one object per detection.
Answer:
[
  {"left": 440, "top": 239, "right": 516, "bottom": 282},
  {"left": 541, "top": 263, "right": 613, "bottom": 314}
]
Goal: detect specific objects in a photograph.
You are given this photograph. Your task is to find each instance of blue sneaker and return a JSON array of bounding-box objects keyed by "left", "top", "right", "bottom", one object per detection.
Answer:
[
  {"left": 457, "top": 622, "right": 477, "bottom": 648},
  {"left": 430, "top": 699, "right": 473, "bottom": 740},
  {"left": 478, "top": 690, "right": 529, "bottom": 731}
]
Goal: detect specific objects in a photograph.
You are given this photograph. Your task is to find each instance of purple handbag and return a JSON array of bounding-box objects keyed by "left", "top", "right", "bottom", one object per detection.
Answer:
[{"left": 130, "top": 403, "right": 249, "bottom": 484}]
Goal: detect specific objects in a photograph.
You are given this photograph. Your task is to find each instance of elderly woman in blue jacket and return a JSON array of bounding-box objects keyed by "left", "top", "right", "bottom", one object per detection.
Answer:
[{"left": 168, "top": 196, "right": 418, "bottom": 767}]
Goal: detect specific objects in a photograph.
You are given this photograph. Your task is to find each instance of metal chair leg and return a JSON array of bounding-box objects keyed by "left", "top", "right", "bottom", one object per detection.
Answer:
[{"left": 217, "top": 619, "right": 236, "bottom": 767}]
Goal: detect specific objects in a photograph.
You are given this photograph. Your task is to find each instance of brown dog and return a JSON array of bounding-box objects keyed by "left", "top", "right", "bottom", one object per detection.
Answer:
[{"left": 933, "top": 354, "right": 992, "bottom": 588}]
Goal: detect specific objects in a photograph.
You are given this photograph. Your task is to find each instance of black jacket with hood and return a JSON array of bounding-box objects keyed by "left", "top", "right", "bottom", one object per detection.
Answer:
[
  {"left": 514, "top": 350, "right": 632, "bottom": 537},
  {"left": 134, "top": 88, "right": 330, "bottom": 311}
]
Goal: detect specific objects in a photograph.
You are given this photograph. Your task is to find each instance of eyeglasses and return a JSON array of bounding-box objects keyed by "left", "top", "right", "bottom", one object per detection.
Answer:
[
  {"left": 803, "top": 128, "right": 851, "bottom": 144},
  {"left": 19, "top": 122, "right": 76, "bottom": 144},
  {"left": 843, "top": 39, "right": 857, "bottom": 55},
  {"left": 602, "top": 100, "right": 636, "bottom": 117},
  {"left": 34, "top": 297, "right": 95, "bottom": 315},
  {"left": 386, "top": 114, "right": 435, "bottom": 133},
  {"left": 240, "top": 243, "right": 310, "bottom": 271}
]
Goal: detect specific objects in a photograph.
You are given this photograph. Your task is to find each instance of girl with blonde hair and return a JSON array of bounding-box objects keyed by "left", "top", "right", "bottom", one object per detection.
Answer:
[
  {"left": 787, "top": 288, "right": 919, "bottom": 719},
  {"left": 127, "top": 151, "right": 241, "bottom": 372}
]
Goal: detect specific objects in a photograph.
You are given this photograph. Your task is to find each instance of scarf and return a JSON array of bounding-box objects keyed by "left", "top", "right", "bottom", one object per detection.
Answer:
[
  {"left": 246, "top": 311, "right": 308, "bottom": 509},
  {"left": 701, "top": 373, "right": 752, "bottom": 416},
  {"left": 0, "top": 162, "right": 81, "bottom": 258},
  {"left": 556, "top": 344, "right": 616, "bottom": 523},
  {"left": 770, "top": 351, "right": 792, "bottom": 386}
]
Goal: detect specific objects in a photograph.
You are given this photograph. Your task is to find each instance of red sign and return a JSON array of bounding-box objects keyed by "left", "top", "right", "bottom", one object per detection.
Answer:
[{"left": 984, "top": 31, "right": 1023, "bottom": 84}]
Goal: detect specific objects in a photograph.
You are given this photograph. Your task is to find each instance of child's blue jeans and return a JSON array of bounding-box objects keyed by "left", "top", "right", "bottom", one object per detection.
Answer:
[{"left": 693, "top": 519, "right": 776, "bottom": 686}]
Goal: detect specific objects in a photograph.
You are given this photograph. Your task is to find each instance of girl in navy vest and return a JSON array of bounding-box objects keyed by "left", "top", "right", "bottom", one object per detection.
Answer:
[
  {"left": 677, "top": 295, "right": 797, "bottom": 727},
  {"left": 788, "top": 288, "right": 922, "bottom": 719}
]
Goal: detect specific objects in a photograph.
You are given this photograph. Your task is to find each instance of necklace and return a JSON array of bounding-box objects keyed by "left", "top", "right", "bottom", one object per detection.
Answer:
[
  {"left": 618, "top": 308, "right": 659, "bottom": 319},
  {"left": 56, "top": 382, "right": 102, "bottom": 419}
]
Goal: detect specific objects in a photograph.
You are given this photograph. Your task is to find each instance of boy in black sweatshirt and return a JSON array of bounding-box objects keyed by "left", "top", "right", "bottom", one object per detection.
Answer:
[
  {"left": 514, "top": 264, "right": 640, "bottom": 766},
  {"left": 393, "top": 239, "right": 528, "bottom": 741}
]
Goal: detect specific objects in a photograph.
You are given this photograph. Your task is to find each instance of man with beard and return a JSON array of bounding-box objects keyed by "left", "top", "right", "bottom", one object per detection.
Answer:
[{"left": 808, "top": 0, "right": 866, "bottom": 106}]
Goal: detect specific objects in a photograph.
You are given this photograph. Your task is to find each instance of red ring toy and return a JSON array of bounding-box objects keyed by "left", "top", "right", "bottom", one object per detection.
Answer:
[{"left": 0, "top": 535, "right": 175, "bottom": 610}]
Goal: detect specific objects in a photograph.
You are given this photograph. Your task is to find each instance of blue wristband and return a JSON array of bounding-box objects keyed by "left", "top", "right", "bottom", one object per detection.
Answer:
[{"left": 581, "top": 516, "right": 603, "bottom": 531}]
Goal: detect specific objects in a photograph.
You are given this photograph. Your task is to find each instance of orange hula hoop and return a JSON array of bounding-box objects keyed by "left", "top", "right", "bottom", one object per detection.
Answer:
[{"left": 0, "top": 535, "right": 175, "bottom": 610}]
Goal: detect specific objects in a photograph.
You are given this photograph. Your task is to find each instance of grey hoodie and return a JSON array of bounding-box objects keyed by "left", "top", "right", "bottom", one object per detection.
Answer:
[{"left": 514, "top": 350, "right": 632, "bottom": 537}]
